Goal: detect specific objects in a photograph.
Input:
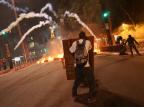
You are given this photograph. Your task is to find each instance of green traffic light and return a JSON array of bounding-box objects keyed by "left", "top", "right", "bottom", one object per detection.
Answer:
[
  {"left": 102, "top": 11, "right": 110, "bottom": 18},
  {"left": 103, "top": 13, "right": 109, "bottom": 17},
  {"left": 1, "top": 31, "right": 8, "bottom": 39},
  {"left": 2, "top": 31, "right": 7, "bottom": 35}
]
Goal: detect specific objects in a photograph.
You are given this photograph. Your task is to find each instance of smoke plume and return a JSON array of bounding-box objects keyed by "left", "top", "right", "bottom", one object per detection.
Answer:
[{"left": 0, "top": 0, "right": 28, "bottom": 13}]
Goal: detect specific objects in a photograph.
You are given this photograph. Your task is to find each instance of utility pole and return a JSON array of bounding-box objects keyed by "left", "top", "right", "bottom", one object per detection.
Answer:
[
  {"left": 100, "top": 0, "right": 114, "bottom": 46},
  {"left": 1, "top": 31, "right": 14, "bottom": 69},
  {"left": 11, "top": 0, "right": 27, "bottom": 62},
  {"left": 103, "top": 11, "right": 113, "bottom": 46}
]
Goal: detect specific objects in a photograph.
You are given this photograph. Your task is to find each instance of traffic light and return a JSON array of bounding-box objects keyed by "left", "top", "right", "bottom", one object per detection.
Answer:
[
  {"left": 2, "top": 31, "right": 6, "bottom": 35},
  {"left": 1, "top": 31, "right": 8, "bottom": 39},
  {"left": 102, "top": 10, "right": 110, "bottom": 21}
]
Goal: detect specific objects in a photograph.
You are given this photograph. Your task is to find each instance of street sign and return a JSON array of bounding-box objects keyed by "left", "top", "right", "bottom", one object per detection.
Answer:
[{"left": 62, "top": 36, "right": 94, "bottom": 80}]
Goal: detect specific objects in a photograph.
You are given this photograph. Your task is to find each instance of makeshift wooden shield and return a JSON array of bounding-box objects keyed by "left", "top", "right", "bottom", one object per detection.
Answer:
[{"left": 62, "top": 36, "right": 94, "bottom": 80}]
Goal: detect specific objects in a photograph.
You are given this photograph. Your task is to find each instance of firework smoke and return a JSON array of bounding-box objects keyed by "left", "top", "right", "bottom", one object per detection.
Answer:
[
  {"left": 0, "top": 0, "right": 28, "bottom": 13},
  {"left": 14, "top": 3, "right": 58, "bottom": 50},
  {"left": 14, "top": 20, "right": 50, "bottom": 50},
  {"left": 40, "top": 3, "right": 57, "bottom": 18},
  {"left": 64, "top": 11, "right": 96, "bottom": 39},
  {"left": 1, "top": 12, "right": 52, "bottom": 34}
]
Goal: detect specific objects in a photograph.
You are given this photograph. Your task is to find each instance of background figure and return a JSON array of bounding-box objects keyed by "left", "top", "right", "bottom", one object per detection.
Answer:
[
  {"left": 0, "top": 59, "right": 2, "bottom": 71},
  {"left": 116, "top": 36, "right": 123, "bottom": 45},
  {"left": 2, "top": 58, "right": 7, "bottom": 70},
  {"left": 126, "top": 35, "right": 141, "bottom": 56},
  {"left": 8, "top": 57, "right": 13, "bottom": 69},
  {"left": 116, "top": 36, "right": 127, "bottom": 55},
  {"left": 119, "top": 39, "right": 127, "bottom": 55}
]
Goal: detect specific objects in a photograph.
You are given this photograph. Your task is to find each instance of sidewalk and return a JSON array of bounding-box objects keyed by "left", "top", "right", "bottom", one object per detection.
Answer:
[
  {"left": 0, "top": 69, "right": 11, "bottom": 75},
  {"left": 97, "top": 51, "right": 144, "bottom": 56},
  {"left": 0, "top": 62, "right": 34, "bottom": 76}
]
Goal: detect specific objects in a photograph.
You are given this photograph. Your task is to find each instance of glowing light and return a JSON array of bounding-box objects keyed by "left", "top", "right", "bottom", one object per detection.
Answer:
[
  {"left": 56, "top": 54, "right": 64, "bottom": 58},
  {"left": 48, "top": 56, "right": 54, "bottom": 62},
  {"left": 122, "top": 23, "right": 128, "bottom": 29},
  {"left": 94, "top": 49, "right": 101, "bottom": 54},
  {"left": 13, "top": 57, "right": 21, "bottom": 62},
  {"left": 37, "top": 61, "right": 40, "bottom": 64},
  {"left": 41, "top": 60, "right": 45, "bottom": 64},
  {"left": 41, "top": 61, "right": 44, "bottom": 64},
  {"left": 113, "top": 23, "right": 144, "bottom": 40},
  {"left": 57, "top": 36, "right": 61, "bottom": 40}
]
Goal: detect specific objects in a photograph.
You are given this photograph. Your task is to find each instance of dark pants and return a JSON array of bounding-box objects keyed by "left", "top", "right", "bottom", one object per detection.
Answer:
[
  {"left": 129, "top": 45, "right": 140, "bottom": 55},
  {"left": 119, "top": 45, "right": 127, "bottom": 55},
  {"left": 8, "top": 58, "right": 13, "bottom": 69},
  {"left": 72, "top": 65, "right": 96, "bottom": 97},
  {"left": 0, "top": 65, "right": 1, "bottom": 71},
  {"left": 3, "top": 62, "right": 7, "bottom": 70}
]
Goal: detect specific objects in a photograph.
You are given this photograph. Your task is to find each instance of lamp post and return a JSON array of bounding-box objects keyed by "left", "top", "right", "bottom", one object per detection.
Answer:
[
  {"left": 11, "top": 0, "right": 27, "bottom": 62},
  {"left": 100, "top": 0, "right": 114, "bottom": 46},
  {"left": 102, "top": 10, "right": 113, "bottom": 46}
]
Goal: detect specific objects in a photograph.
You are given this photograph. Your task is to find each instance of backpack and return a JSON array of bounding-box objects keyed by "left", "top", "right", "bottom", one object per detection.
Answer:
[{"left": 74, "top": 40, "right": 88, "bottom": 65}]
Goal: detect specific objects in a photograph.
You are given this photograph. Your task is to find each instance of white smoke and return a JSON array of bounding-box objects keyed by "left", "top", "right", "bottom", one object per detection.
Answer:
[
  {"left": 13, "top": 3, "right": 58, "bottom": 50},
  {"left": 0, "top": 0, "right": 28, "bottom": 13},
  {"left": 14, "top": 20, "right": 50, "bottom": 50},
  {"left": 40, "top": 3, "right": 58, "bottom": 18},
  {"left": 1, "top": 12, "right": 52, "bottom": 33},
  {"left": 64, "top": 11, "right": 97, "bottom": 39}
]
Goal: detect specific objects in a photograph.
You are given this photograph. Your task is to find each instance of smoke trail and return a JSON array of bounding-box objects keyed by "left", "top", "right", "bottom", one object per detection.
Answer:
[
  {"left": 14, "top": 21, "right": 57, "bottom": 50},
  {"left": 0, "top": 0, "right": 28, "bottom": 13},
  {"left": 13, "top": 3, "right": 58, "bottom": 50},
  {"left": 14, "top": 20, "right": 50, "bottom": 50},
  {"left": 64, "top": 11, "right": 96, "bottom": 39},
  {"left": 13, "top": 3, "right": 57, "bottom": 50},
  {"left": 40, "top": 3, "right": 58, "bottom": 18},
  {"left": 1, "top": 12, "right": 52, "bottom": 34}
]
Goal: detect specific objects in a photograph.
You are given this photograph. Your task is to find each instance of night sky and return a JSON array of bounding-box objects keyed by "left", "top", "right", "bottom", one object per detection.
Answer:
[
  {"left": 0, "top": 0, "right": 144, "bottom": 30},
  {"left": 106, "top": 0, "right": 144, "bottom": 28}
]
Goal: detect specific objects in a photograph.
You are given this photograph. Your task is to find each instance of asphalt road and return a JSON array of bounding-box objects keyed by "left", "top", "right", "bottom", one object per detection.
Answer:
[{"left": 0, "top": 55, "right": 144, "bottom": 107}]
